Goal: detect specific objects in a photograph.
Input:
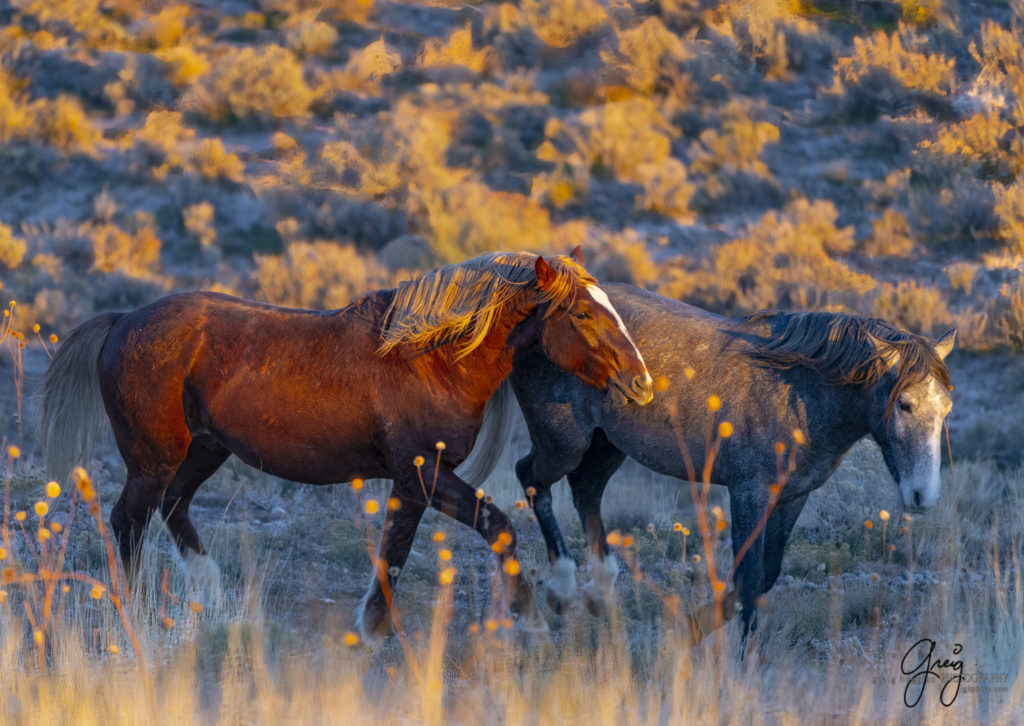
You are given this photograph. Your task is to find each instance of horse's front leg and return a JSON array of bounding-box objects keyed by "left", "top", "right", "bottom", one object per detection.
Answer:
[
  {"left": 729, "top": 484, "right": 770, "bottom": 639},
  {"left": 431, "top": 467, "right": 547, "bottom": 633},
  {"left": 515, "top": 452, "right": 577, "bottom": 612},
  {"left": 356, "top": 486, "right": 427, "bottom": 643},
  {"left": 686, "top": 484, "right": 768, "bottom": 646}
]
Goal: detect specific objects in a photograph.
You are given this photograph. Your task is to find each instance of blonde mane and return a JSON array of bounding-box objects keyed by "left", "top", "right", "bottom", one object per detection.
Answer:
[{"left": 379, "top": 251, "right": 594, "bottom": 358}]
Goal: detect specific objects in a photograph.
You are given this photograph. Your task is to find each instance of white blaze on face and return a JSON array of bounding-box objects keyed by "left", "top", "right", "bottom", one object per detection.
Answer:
[
  {"left": 584, "top": 284, "right": 651, "bottom": 384},
  {"left": 899, "top": 378, "right": 946, "bottom": 509}
]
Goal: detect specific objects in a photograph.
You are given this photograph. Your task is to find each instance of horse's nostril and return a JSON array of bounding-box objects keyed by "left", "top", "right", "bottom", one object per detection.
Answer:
[
  {"left": 632, "top": 375, "right": 645, "bottom": 392},
  {"left": 912, "top": 490, "right": 922, "bottom": 508}
]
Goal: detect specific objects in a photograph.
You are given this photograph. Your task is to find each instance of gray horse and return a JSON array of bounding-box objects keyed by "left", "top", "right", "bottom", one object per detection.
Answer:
[{"left": 509, "top": 284, "right": 955, "bottom": 639}]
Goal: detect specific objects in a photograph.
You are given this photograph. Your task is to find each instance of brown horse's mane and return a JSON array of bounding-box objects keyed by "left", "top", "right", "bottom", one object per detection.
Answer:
[
  {"left": 379, "top": 251, "right": 594, "bottom": 359},
  {"left": 745, "top": 311, "right": 952, "bottom": 417}
]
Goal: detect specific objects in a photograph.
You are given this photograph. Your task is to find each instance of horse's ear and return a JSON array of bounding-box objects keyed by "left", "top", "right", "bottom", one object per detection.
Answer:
[
  {"left": 569, "top": 245, "right": 584, "bottom": 265},
  {"left": 934, "top": 329, "right": 956, "bottom": 360},
  {"left": 535, "top": 255, "right": 557, "bottom": 289}
]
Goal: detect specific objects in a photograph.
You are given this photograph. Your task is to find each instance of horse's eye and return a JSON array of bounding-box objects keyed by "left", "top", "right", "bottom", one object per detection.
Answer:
[
  {"left": 573, "top": 312, "right": 592, "bottom": 321},
  {"left": 899, "top": 401, "right": 913, "bottom": 413}
]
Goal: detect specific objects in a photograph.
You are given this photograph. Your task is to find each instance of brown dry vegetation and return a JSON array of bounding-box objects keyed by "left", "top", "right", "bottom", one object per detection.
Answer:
[{"left": 2, "top": 0, "right": 1024, "bottom": 722}]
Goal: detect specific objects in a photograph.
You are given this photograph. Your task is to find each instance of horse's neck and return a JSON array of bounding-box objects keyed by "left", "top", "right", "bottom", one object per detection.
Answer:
[
  {"left": 801, "top": 379, "right": 871, "bottom": 455},
  {"left": 451, "top": 301, "right": 537, "bottom": 401}
]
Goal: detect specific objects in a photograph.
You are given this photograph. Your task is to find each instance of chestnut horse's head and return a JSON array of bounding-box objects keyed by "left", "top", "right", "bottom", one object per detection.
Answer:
[
  {"left": 534, "top": 247, "right": 653, "bottom": 405},
  {"left": 379, "top": 247, "right": 653, "bottom": 405}
]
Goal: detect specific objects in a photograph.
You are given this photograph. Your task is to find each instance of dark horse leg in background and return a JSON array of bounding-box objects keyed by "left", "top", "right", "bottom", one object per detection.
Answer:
[
  {"left": 515, "top": 454, "right": 577, "bottom": 611},
  {"left": 566, "top": 429, "right": 627, "bottom": 615},
  {"left": 514, "top": 428, "right": 627, "bottom": 615},
  {"left": 359, "top": 467, "right": 544, "bottom": 640}
]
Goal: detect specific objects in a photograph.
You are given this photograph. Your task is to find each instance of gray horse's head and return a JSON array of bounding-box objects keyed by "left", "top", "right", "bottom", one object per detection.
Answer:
[{"left": 867, "top": 329, "right": 956, "bottom": 511}]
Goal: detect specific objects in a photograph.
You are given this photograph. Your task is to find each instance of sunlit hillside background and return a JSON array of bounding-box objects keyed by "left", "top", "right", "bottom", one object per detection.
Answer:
[{"left": 2, "top": 0, "right": 1024, "bottom": 723}]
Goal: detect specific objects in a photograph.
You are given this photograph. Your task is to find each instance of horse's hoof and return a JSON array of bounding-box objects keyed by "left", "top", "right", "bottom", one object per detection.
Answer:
[
  {"left": 543, "top": 558, "right": 578, "bottom": 613},
  {"left": 517, "top": 609, "right": 551, "bottom": 637},
  {"left": 582, "top": 581, "right": 612, "bottom": 617},
  {"left": 355, "top": 597, "right": 394, "bottom": 646}
]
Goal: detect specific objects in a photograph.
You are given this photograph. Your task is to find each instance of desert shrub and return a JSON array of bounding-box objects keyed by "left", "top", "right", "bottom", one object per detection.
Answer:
[
  {"left": 994, "top": 179, "right": 1024, "bottom": 256},
  {"left": 0, "top": 222, "right": 26, "bottom": 269},
  {"left": 697, "top": 198, "right": 873, "bottom": 313},
  {"left": 316, "top": 139, "right": 399, "bottom": 197},
  {"left": 411, "top": 179, "right": 558, "bottom": 262},
  {"left": 916, "top": 179, "right": 999, "bottom": 249},
  {"left": 537, "top": 98, "right": 683, "bottom": 205},
  {"left": 132, "top": 109, "right": 194, "bottom": 177},
  {"left": 833, "top": 24, "right": 955, "bottom": 118},
  {"left": 252, "top": 241, "right": 390, "bottom": 309},
  {"left": 586, "top": 98, "right": 677, "bottom": 181},
  {"left": 183, "top": 202, "right": 216, "bottom": 249},
  {"left": 521, "top": 0, "right": 609, "bottom": 48},
  {"left": 90, "top": 216, "right": 162, "bottom": 276},
  {"left": 601, "top": 17, "right": 689, "bottom": 95},
  {"left": 33, "top": 95, "right": 102, "bottom": 153},
  {"left": 836, "top": 25, "right": 955, "bottom": 95},
  {"left": 136, "top": 5, "right": 193, "bottom": 50},
  {"left": 969, "top": 20, "right": 1024, "bottom": 115},
  {"left": 184, "top": 45, "right": 312, "bottom": 122},
  {"left": 14, "top": 0, "right": 129, "bottom": 49},
  {"left": 283, "top": 11, "right": 338, "bottom": 58},
  {"left": 996, "top": 278, "right": 1024, "bottom": 351},
  {"left": 864, "top": 209, "right": 917, "bottom": 258},
  {"left": 155, "top": 45, "right": 210, "bottom": 89},
  {"left": 0, "top": 71, "right": 33, "bottom": 144},
  {"left": 584, "top": 229, "right": 658, "bottom": 285},
  {"left": 710, "top": 0, "right": 831, "bottom": 80},
  {"left": 918, "top": 111, "right": 1019, "bottom": 181},
  {"left": 871, "top": 280, "right": 952, "bottom": 335},
  {"left": 330, "top": 38, "right": 402, "bottom": 94},
  {"left": 635, "top": 157, "right": 695, "bottom": 219},
  {"left": 189, "top": 138, "right": 245, "bottom": 183},
  {"left": 687, "top": 102, "right": 781, "bottom": 208},
  {"left": 478, "top": 4, "right": 543, "bottom": 72},
  {"left": 418, "top": 25, "right": 495, "bottom": 74},
  {"left": 689, "top": 101, "right": 779, "bottom": 180},
  {"left": 944, "top": 261, "right": 975, "bottom": 295}
]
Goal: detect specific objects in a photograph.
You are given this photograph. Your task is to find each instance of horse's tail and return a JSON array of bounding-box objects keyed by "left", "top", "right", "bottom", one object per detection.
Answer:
[
  {"left": 455, "top": 379, "right": 515, "bottom": 488},
  {"left": 40, "top": 313, "right": 122, "bottom": 484}
]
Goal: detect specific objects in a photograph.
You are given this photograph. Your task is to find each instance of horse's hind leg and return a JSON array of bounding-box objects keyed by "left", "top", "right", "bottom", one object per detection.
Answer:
[
  {"left": 566, "top": 429, "right": 627, "bottom": 616},
  {"left": 356, "top": 488, "right": 427, "bottom": 643},
  {"left": 160, "top": 434, "right": 231, "bottom": 603},
  {"left": 111, "top": 467, "right": 175, "bottom": 585}
]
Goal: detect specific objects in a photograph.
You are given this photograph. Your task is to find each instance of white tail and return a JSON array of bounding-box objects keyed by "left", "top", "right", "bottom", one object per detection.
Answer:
[
  {"left": 40, "top": 313, "right": 121, "bottom": 484},
  {"left": 454, "top": 379, "right": 515, "bottom": 487}
]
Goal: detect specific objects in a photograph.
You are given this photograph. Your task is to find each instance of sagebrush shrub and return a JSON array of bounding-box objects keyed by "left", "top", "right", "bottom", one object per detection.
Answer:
[
  {"left": 185, "top": 45, "right": 312, "bottom": 122},
  {"left": 872, "top": 280, "right": 952, "bottom": 336},
  {"left": 252, "top": 241, "right": 390, "bottom": 309}
]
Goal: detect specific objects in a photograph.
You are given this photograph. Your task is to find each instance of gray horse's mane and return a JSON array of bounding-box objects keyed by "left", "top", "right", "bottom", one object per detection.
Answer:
[{"left": 746, "top": 311, "right": 952, "bottom": 418}]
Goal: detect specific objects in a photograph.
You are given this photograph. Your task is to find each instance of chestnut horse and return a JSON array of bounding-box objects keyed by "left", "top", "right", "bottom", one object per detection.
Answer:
[{"left": 40, "top": 250, "right": 654, "bottom": 639}]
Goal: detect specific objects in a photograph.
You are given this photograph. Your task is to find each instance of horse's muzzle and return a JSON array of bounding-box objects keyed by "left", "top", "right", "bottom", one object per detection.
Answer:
[{"left": 612, "top": 374, "right": 654, "bottom": 406}]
